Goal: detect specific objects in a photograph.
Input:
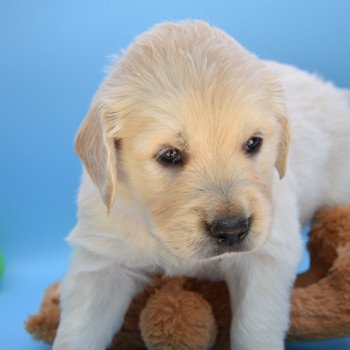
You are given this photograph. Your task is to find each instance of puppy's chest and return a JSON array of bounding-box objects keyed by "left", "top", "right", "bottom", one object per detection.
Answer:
[{"left": 146, "top": 256, "right": 225, "bottom": 281}]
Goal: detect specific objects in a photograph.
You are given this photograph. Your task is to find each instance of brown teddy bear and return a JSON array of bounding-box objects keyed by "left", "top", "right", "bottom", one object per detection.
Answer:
[{"left": 26, "top": 206, "right": 350, "bottom": 349}]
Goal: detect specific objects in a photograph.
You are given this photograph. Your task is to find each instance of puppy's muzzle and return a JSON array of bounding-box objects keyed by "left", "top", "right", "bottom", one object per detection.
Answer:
[{"left": 207, "top": 216, "right": 251, "bottom": 246}]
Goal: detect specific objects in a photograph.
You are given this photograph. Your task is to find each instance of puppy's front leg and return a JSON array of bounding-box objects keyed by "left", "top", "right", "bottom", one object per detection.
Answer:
[
  {"left": 53, "top": 249, "right": 146, "bottom": 350},
  {"left": 225, "top": 209, "right": 301, "bottom": 349},
  {"left": 225, "top": 247, "right": 299, "bottom": 350}
]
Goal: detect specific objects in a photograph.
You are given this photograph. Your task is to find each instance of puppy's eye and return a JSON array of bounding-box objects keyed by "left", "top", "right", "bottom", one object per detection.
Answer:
[
  {"left": 159, "top": 148, "right": 182, "bottom": 165},
  {"left": 245, "top": 137, "right": 263, "bottom": 155}
]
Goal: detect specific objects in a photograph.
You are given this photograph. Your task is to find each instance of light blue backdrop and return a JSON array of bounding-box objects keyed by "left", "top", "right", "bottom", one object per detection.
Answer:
[{"left": 1, "top": 1, "right": 349, "bottom": 349}]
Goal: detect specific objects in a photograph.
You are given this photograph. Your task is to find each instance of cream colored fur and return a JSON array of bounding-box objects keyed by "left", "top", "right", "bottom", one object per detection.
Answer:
[{"left": 52, "top": 21, "right": 350, "bottom": 350}]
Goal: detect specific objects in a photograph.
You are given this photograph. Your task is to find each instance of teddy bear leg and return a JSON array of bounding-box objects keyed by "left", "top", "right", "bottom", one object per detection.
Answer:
[{"left": 140, "top": 279, "right": 217, "bottom": 350}]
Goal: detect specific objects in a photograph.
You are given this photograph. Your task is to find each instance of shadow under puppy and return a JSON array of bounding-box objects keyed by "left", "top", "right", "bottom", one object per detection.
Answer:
[{"left": 53, "top": 20, "right": 350, "bottom": 350}]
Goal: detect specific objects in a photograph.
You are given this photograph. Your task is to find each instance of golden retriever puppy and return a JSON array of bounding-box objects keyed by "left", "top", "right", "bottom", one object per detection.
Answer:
[{"left": 52, "top": 21, "right": 350, "bottom": 350}]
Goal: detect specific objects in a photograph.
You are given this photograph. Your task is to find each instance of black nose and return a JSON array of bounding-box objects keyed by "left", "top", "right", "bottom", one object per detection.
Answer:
[{"left": 207, "top": 216, "right": 251, "bottom": 245}]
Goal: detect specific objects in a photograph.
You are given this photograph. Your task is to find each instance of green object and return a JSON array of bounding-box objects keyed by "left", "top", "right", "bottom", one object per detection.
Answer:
[{"left": 0, "top": 254, "right": 4, "bottom": 278}]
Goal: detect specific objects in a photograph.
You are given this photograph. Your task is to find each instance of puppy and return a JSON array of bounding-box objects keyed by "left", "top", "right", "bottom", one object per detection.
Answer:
[{"left": 53, "top": 21, "right": 350, "bottom": 350}]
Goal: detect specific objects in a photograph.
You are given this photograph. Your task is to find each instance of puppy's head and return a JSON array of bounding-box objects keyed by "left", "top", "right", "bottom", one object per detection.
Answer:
[{"left": 75, "top": 21, "right": 290, "bottom": 260}]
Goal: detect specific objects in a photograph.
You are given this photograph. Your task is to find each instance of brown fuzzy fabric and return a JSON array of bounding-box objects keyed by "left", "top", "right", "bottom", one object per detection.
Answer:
[
  {"left": 140, "top": 278, "right": 217, "bottom": 350},
  {"left": 25, "top": 206, "right": 350, "bottom": 349},
  {"left": 289, "top": 207, "right": 350, "bottom": 340},
  {"left": 25, "top": 282, "right": 60, "bottom": 343}
]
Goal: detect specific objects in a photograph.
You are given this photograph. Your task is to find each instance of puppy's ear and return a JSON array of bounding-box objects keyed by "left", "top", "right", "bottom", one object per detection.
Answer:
[
  {"left": 75, "top": 101, "right": 118, "bottom": 213},
  {"left": 275, "top": 114, "right": 290, "bottom": 179}
]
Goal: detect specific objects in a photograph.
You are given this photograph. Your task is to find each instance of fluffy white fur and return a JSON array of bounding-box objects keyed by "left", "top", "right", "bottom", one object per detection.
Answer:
[{"left": 52, "top": 21, "right": 350, "bottom": 350}]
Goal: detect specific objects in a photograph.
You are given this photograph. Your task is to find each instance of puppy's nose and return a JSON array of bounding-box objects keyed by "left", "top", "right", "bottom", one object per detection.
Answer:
[{"left": 208, "top": 216, "right": 251, "bottom": 245}]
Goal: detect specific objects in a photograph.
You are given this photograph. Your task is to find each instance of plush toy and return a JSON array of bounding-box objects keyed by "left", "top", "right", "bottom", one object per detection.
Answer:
[{"left": 26, "top": 206, "right": 350, "bottom": 349}]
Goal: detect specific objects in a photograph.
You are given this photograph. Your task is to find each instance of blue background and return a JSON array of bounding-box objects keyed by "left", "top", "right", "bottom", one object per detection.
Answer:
[{"left": 1, "top": 1, "right": 349, "bottom": 349}]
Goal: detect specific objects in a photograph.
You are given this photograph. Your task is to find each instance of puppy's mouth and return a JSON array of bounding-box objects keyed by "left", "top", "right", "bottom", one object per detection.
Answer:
[
  {"left": 195, "top": 230, "right": 256, "bottom": 260},
  {"left": 212, "top": 235, "right": 253, "bottom": 256}
]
